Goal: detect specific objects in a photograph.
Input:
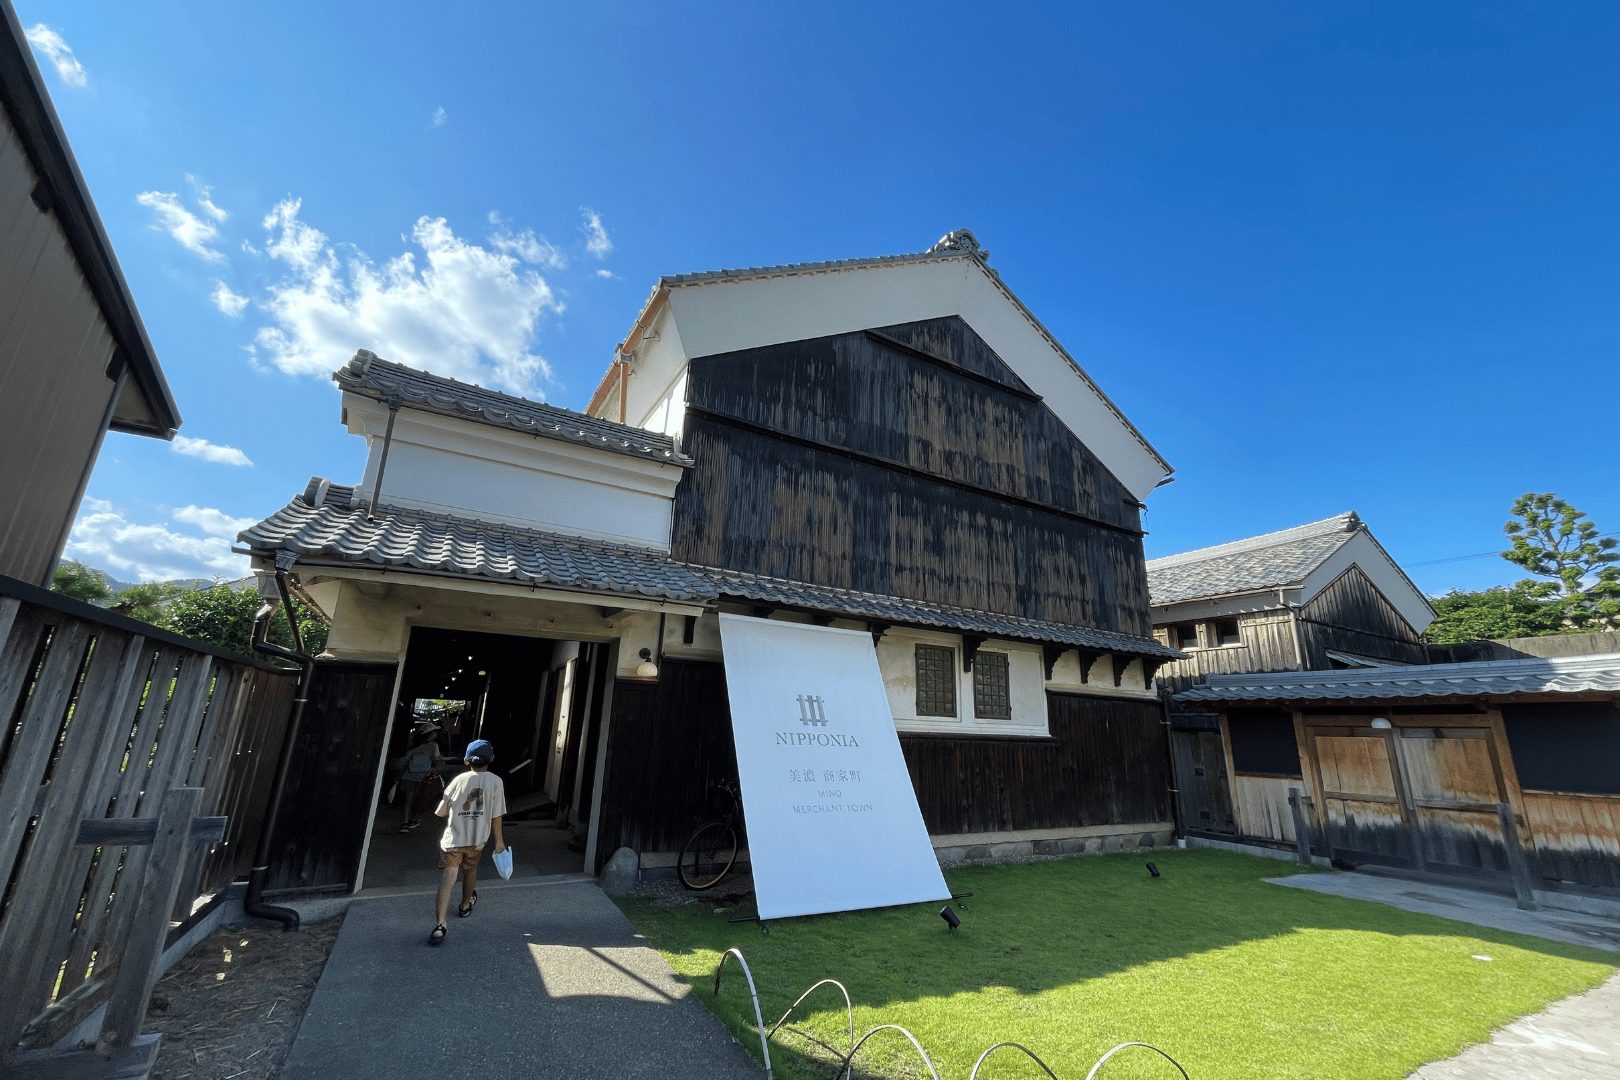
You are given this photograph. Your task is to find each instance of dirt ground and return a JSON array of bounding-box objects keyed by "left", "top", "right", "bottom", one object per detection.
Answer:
[{"left": 146, "top": 916, "right": 343, "bottom": 1080}]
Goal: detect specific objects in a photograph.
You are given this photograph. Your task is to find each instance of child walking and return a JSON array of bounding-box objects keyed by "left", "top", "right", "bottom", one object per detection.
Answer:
[{"left": 429, "top": 739, "right": 506, "bottom": 945}]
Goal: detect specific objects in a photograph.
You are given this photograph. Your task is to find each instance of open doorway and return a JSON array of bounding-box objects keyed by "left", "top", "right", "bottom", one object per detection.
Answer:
[{"left": 359, "top": 625, "right": 615, "bottom": 890}]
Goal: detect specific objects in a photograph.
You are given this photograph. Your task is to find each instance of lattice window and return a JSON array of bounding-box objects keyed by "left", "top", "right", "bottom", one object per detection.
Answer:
[
  {"left": 972, "top": 651, "right": 1011, "bottom": 720},
  {"left": 914, "top": 644, "right": 957, "bottom": 717}
]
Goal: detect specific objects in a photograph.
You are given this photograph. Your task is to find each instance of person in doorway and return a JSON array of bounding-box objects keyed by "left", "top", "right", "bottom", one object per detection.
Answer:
[
  {"left": 394, "top": 726, "right": 444, "bottom": 833},
  {"left": 429, "top": 739, "right": 507, "bottom": 945}
]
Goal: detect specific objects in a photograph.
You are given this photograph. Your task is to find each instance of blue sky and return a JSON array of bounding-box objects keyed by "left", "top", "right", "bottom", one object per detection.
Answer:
[{"left": 22, "top": 2, "right": 1620, "bottom": 595}]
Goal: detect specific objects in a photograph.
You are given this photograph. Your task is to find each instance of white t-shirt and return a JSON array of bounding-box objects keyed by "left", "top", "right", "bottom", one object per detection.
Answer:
[{"left": 436, "top": 770, "right": 507, "bottom": 851}]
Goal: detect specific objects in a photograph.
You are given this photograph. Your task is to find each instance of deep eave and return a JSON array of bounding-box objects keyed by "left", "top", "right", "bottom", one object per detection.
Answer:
[
  {"left": 240, "top": 480, "right": 1178, "bottom": 660},
  {"left": 1, "top": 5, "right": 179, "bottom": 437}
]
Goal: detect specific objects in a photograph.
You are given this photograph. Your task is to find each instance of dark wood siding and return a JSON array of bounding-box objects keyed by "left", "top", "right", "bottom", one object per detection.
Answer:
[
  {"left": 1298, "top": 566, "right": 1426, "bottom": 665},
  {"left": 1154, "top": 611, "right": 1300, "bottom": 691},
  {"left": 265, "top": 660, "right": 397, "bottom": 894},
  {"left": 901, "top": 693, "right": 1170, "bottom": 834},
  {"left": 673, "top": 317, "right": 1150, "bottom": 633},
  {"left": 593, "top": 660, "right": 738, "bottom": 870},
  {"left": 596, "top": 665, "right": 1170, "bottom": 864}
]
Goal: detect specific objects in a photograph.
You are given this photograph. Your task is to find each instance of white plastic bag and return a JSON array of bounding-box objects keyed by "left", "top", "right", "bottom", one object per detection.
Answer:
[{"left": 493, "top": 846, "right": 513, "bottom": 880}]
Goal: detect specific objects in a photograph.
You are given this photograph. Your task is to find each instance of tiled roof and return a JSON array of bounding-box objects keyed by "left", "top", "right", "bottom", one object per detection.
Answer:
[
  {"left": 1147, "top": 513, "right": 1360, "bottom": 607},
  {"left": 697, "top": 565, "right": 1181, "bottom": 659},
  {"left": 335, "top": 351, "right": 692, "bottom": 467},
  {"left": 238, "top": 481, "right": 715, "bottom": 602},
  {"left": 1175, "top": 653, "right": 1620, "bottom": 704},
  {"left": 239, "top": 480, "right": 1178, "bottom": 658}
]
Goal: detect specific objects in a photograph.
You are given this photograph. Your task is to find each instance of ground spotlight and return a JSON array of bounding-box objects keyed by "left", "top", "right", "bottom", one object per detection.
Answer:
[
  {"left": 939, "top": 905, "right": 961, "bottom": 930},
  {"left": 1146, "top": 862, "right": 1160, "bottom": 878}
]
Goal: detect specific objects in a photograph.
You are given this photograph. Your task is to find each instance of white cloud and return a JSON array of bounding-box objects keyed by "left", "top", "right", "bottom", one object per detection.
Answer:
[
  {"left": 25, "top": 24, "right": 87, "bottom": 88},
  {"left": 172, "top": 435, "right": 252, "bottom": 466},
  {"left": 136, "top": 190, "right": 225, "bottom": 261},
  {"left": 490, "top": 227, "right": 567, "bottom": 270},
  {"left": 594, "top": 268, "right": 615, "bottom": 280},
  {"left": 188, "top": 176, "right": 229, "bottom": 222},
  {"left": 65, "top": 502, "right": 252, "bottom": 582},
  {"left": 210, "top": 281, "right": 249, "bottom": 317},
  {"left": 581, "top": 208, "right": 612, "bottom": 258},
  {"left": 172, "top": 505, "right": 259, "bottom": 539},
  {"left": 431, "top": 105, "right": 448, "bottom": 127},
  {"left": 250, "top": 197, "right": 560, "bottom": 395}
]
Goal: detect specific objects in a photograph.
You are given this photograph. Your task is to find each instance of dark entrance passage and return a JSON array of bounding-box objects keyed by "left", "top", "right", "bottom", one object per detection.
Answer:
[{"left": 360, "top": 626, "right": 615, "bottom": 889}]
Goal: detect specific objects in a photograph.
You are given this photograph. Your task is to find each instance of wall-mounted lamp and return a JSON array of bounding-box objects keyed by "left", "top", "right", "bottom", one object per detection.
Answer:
[
  {"left": 1370, "top": 717, "right": 1393, "bottom": 731},
  {"left": 635, "top": 648, "right": 659, "bottom": 679}
]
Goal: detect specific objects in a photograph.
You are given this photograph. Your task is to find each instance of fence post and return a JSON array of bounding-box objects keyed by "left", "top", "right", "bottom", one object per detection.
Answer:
[
  {"left": 96, "top": 786, "right": 204, "bottom": 1053},
  {"left": 1288, "top": 788, "right": 1313, "bottom": 866},
  {"left": 1496, "top": 803, "right": 1539, "bottom": 911}
]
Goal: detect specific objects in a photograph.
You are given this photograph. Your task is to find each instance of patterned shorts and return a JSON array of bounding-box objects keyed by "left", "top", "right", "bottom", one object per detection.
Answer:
[{"left": 437, "top": 844, "right": 482, "bottom": 870}]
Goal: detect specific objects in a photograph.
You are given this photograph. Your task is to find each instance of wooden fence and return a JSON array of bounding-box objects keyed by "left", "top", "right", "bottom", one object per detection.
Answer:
[{"left": 0, "top": 573, "right": 296, "bottom": 1067}]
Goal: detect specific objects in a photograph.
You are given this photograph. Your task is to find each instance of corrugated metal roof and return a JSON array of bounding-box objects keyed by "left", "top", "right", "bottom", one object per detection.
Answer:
[
  {"left": 239, "top": 481, "right": 715, "bottom": 602},
  {"left": 1175, "top": 653, "right": 1620, "bottom": 703},
  {"left": 1147, "top": 512, "right": 1360, "bottom": 607},
  {"left": 335, "top": 350, "right": 692, "bottom": 467},
  {"left": 240, "top": 479, "right": 1179, "bottom": 658}
]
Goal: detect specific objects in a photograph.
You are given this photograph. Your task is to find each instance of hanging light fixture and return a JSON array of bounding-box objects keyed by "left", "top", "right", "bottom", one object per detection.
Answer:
[{"left": 635, "top": 648, "right": 659, "bottom": 679}]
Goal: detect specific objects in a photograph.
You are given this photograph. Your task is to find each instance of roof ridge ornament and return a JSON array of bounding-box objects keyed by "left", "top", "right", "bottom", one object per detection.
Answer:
[{"left": 926, "top": 228, "right": 987, "bottom": 261}]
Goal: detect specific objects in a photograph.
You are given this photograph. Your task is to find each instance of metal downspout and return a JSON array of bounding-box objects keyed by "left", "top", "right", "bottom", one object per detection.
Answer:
[
  {"left": 367, "top": 396, "right": 400, "bottom": 521},
  {"left": 243, "top": 556, "right": 315, "bottom": 930}
]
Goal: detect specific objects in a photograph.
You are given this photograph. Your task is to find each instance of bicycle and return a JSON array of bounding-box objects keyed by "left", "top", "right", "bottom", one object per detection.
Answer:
[{"left": 677, "top": 778, "right": 744, "bottom": 890}]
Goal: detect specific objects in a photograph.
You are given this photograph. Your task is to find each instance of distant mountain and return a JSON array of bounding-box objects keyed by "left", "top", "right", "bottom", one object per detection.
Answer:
[{"left": 58, "top": 561, "right": 235, "bottom": 596}]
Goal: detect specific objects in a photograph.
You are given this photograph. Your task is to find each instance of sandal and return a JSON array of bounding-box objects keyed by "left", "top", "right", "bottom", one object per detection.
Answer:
[
  {"left": 429, "top": 923, "right": 447, "bottom": 944},
  {"left": 458, "top": 892, "right": 477, "bottom": 918}
]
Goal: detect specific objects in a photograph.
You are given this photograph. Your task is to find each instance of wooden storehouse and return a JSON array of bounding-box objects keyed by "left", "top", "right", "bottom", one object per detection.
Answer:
[
  {"left": 1151, "top": 513, "right": 1440, "bottom": 841},
  {"left": 238, "top": 230, "right": 1187, "bottom": 895},
  {"left": 1149, "top": 512, "right": 1435, "bottom": 690},
  {"left": 0, "top": 5, "right": 180, "bottom": 585},
  {"left": 1174, "top": 656, "right": 1620, "bottom": 902}
]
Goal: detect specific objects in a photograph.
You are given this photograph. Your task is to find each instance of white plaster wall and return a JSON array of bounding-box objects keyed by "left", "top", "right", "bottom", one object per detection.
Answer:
[
  {"left": 879, "top": 628, "right": 1052, "bottom": 736},
  {"left": 345, "top": 399, "right": 682, "bottom": 549},
  {"left": 319, "top": 577, "right": 659, "bottom": 678},
  {"left": 661, "top": 258, "right": 1171, "bottom": 499},
  {"left": 1046, "top": 651, "right": 1157, "bottom": 700}
]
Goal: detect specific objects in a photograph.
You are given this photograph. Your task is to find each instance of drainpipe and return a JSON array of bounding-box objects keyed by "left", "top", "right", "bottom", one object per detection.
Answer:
[
  {"left": 1280, "top": 587, "right": 1306, "bottom": 669},
  {"left": 243, "top": 555, "right": 315, "bottom": 931},
  {"left": 367, "top": 395, "right": 401, "bottom": 522},
  {"left": 1158, "top": 685, "right": 1186, "bottom": 840}
]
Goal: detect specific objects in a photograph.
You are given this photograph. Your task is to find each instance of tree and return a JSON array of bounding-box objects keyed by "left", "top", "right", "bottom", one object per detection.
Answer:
[
  {"left": 107, "top": 582, "right": 186, "bottom": 625},
  {"left": 1504, "top": 493, "right": 1618, "bottom": 596},
  {"left": 52, "top": 561, "right": 110, "bottom": 605},
  {"left": 158, "top": 585, "right": 328, "bottom": 658},
  {"left": 1423, "top": 581, "right": 1567, "bottom": 644}
]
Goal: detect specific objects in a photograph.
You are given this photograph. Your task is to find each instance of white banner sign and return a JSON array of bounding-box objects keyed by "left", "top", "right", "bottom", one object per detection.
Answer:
[{"left": 718, "top": 614, "right": 950, "bottom": 920}]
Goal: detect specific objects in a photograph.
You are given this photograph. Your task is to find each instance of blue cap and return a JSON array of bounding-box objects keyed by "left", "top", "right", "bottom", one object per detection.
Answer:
[{"left": 464, "top": 739, "right": 494, "bottom": 765}]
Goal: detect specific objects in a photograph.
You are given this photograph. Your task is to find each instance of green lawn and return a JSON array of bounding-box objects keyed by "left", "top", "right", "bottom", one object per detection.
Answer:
[{"left": 617, "top": 850, "right": 1616, "bottom": 1080}]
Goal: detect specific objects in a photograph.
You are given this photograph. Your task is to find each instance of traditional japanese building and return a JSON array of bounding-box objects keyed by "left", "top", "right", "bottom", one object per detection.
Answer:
[{"left": 239, "top": 231, "right": 1184, "bottom": 895}]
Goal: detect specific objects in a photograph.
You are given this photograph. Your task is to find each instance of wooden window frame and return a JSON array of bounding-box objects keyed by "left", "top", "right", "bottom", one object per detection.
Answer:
[
  {"left": 1211, "top": 618, "right": 1243, "bottom": 648},
  {"left": 914, "top": 643, "right": 957, "bottom": 718},
  {"left": 971, "top": 650, "right": 1011, "bottom": 720}
]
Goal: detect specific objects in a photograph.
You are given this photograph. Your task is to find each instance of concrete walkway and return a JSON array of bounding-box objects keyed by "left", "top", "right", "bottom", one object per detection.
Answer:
[
  {"left": 1269, "top": 872, "right": 1620, "bottom": 952},
  {"left": 1409, "top": 973, "right": 1620, "bottom": 1079},
  {"left": 1268, "top": 871, "right": 1620, "bottom": 1078},
  {"left": 282, "top": 878, "right": 761, "bottom": 1080}
]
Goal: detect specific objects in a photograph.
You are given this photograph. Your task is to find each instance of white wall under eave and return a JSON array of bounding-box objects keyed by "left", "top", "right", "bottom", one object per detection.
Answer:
[
  {"left": 318, "top": 576, "right": 664, "bottom": 679},
  {"left": 346, "top": 398, "right": 682, "bottom": 550},
  {"left": 661, "top": 258, "right": 1171, "bottom": 500}
]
